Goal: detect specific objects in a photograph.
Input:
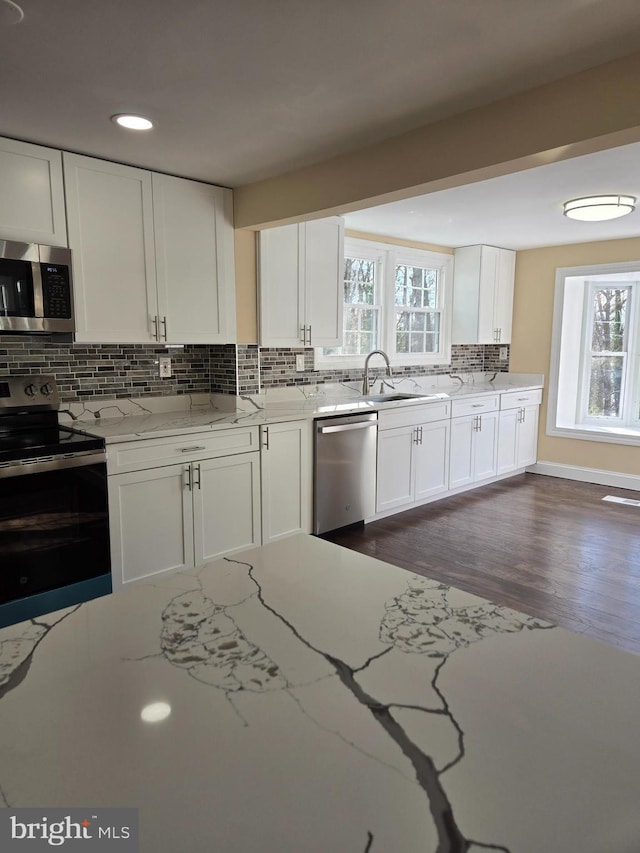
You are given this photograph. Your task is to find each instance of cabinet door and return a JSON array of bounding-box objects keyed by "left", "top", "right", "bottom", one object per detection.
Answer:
[
  {"left": 376, "top": 425, "right": 415, "bottom": 513},
  {"left": 477, "top": 245, "right": 500, "bottom": 344},
  {"left": 414, "top": 419, "right": 450, "bottom": 501},
  {"left": 473, "top": 410, "right": 499, "bottom": 481},
  {"left": 64, "top": 153, "right": 157, "bottom": 342},
  {"left": 494, "top": 248, "right": 515, "bottom": 344},
  {"left": 497, "top": 408, "right": 519, "bottom": 475},
  {"left": 193, "top": 452, "right": 261, "bottom": 565},
  {"left": 516, "top": 404, "right": 539, "bottom": 468},
  {"left": 153, "top": 174, "right": 236, "bottom": 344},
  {"left": 261, "top": 421, "right": 312, "bottom": 544},
  {"left": 0, "top": 137, "right": 67, "bottom": 246},
  {"left": 303, "top": 217, "right": 344, "bottom": 347},
  {"left": 108, "top": 465, "right": 194, "bottom": 588},
  {"left": 449, "top": 416, "right": 475, "bottom": 489},
  {"left": 258, "top": 224, "right": 304, "bottom": 346}
]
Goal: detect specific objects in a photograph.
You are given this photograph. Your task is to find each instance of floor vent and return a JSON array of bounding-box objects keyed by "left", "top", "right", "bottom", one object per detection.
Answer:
[{"left": 602, "top": 495, "right": 640, "bottom": 507}]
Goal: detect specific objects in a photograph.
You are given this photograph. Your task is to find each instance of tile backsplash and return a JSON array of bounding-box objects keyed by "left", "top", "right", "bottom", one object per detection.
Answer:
[{"left": 0, "top": 334, "right": 509, "bottom": 402}]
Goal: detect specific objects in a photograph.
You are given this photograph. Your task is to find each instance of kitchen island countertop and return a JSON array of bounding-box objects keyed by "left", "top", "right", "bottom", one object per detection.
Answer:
[{"left": 0, "top": 533, "right": 638, "bottom": 852}]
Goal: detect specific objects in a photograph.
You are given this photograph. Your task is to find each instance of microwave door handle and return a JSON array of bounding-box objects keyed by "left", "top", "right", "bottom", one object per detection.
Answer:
[{"left": 31, "top": 262, "right": 45, "bottom": 319}]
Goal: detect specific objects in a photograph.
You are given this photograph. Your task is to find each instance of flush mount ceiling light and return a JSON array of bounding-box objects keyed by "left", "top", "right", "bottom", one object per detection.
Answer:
[
  {"left": 111, "top": 114, "right": 154, "bottom": 131},
  {"left": 563, "top": 195, "right": 636, "bottom": 221}
]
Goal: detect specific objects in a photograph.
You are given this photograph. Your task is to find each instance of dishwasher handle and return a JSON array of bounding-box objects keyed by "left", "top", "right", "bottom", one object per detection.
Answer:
[{"left": 318, "top": 420, "right": 377, "bottom": 435}]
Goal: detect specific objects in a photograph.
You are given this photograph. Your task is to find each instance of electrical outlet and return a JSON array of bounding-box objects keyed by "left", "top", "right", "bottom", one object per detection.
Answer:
[
  {"left": 159, "top": 356, "right": 172, "bottom": 378},
  {"left": 295, "top": 354, "right": 306, "bottom": 372},
  {"left": 499, "top": 346, "right": 509, "bottom": 361}
]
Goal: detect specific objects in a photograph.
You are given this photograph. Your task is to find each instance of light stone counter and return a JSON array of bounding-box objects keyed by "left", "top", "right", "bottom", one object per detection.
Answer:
[
  {"left": 62, "top": 373, "right": 544, "bottom": 444},
  {"left": 0, "top": 533, "right": 637, "bottom": 852}
]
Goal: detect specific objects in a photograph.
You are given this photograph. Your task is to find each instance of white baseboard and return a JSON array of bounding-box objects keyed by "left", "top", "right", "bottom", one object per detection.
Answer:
[{"left": 529, "top": 461, "right": 640, "bottom": 492}]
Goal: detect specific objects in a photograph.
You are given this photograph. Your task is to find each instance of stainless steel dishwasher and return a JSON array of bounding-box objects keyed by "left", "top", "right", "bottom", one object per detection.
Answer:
[{"left": 313, "top": 412, "right": 378, "bottom": 535}]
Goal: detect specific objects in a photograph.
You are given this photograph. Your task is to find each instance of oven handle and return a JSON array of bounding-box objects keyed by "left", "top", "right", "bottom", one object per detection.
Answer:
[{"left": 0, "top": 449, "right": 106, "bottom": 479}]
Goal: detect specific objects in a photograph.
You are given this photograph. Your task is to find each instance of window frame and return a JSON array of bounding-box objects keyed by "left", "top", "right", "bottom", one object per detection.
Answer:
[
  {"left": 548, "top": 261, "right": 640, "bottom": 446},
  {"left": 315, "top": 237, "right": 453, "bottom": 370}
]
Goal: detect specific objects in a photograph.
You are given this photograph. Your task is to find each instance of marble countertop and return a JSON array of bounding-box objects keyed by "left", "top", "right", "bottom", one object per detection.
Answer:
[
  {"left": 0, "top": 533, "right": 637, "bottom": 852},
  {"left": 63, "top": 373, "right": 544, "bottom": 444}
]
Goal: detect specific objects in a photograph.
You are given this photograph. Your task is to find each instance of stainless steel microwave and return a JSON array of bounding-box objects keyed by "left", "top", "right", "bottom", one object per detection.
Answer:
[{"left": 0, "top": 241, "right": 74, "bottom": 334}]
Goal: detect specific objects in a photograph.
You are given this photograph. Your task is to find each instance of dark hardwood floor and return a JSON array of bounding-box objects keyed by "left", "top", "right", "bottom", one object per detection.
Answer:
[{"left": 324, "top": 473, "right": 640, "bottom": 656}]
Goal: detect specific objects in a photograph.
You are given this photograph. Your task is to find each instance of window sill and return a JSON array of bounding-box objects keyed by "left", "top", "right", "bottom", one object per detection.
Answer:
[{"left": 549, "top": 423, "right": 640, "bottom": 446}]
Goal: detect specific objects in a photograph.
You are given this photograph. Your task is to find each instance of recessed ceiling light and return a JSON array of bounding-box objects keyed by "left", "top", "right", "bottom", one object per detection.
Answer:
[
  {"left": 111, "top": 114, "right": 154, "bottom": 131},
  {"left": 563, "top": 195, "right": 636, "bottom": 221},
  {"left": 140, "top": 701, "right": 171, "bottom": 723}
]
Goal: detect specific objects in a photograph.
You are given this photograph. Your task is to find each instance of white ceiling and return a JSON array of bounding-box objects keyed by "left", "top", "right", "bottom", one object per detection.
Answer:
[
  {"left": 3, "top": 0, "right": 640, "bottom": 249},
  {"left": 343, "top": 142, "right": 640, "bottom": 250},
  {"left": 2, "top": 0, "right": 640, "bottom": 191}
]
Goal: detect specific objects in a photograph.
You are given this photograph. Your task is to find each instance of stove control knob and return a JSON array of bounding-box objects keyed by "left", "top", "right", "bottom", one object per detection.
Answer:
[
  {"left": 40, "top": 383, "right": 53, "bottom": 397},
  {"left": 24, "top": 383, "right": 38, "bottom": 398}
]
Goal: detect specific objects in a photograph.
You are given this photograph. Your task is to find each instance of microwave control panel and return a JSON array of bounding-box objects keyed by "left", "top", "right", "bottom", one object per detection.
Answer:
[{"left": 41, "top": 264, "right": 72, "bottom": 319}]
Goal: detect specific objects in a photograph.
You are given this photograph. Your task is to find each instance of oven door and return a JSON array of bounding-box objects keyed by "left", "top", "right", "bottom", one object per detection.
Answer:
[{"left": 0, "top": 453, "right": 112, "bottom": 627}]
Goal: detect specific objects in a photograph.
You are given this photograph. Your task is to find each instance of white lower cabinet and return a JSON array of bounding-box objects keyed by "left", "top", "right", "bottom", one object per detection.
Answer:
[
  {"left": 448, "top": 395, "right": 501, "bottom": 490},
  {"left": 497, "top": 390, "right": 542, "bottom": 475},
  {"left": 108, "top": 428, "right": 261, "bottom": 587},
  {"left": 193, "top": 454, "right": 262, "bottom": 565},
  {"left": 376, "top": 402, "right": 451, "bottom": 514},
  {"left": 260, "top": 420, "right": 312, "bottom": 543},
  {"left": 109, "top": 464, "right": 195, "bottom": 584}
]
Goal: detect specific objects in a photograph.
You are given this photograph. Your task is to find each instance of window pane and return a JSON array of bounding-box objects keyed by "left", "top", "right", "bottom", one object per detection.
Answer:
[
  {"left": 395, "top": 265, "right": 438, "bottom": 308},
  {"left": 588, "top": 355, "right": 624, "bottom": 417},
  {"left": 340, "top": 306, "right": 379, "bottom": 355},
  {"left": 591, "top": 288, "right": 628, "bottom": 352},
  {"left": 344, "top": 257, "right": 376, "bottom": 305},
  {"left": 396, "top": 312, "right": 440, "bottom": 354}
]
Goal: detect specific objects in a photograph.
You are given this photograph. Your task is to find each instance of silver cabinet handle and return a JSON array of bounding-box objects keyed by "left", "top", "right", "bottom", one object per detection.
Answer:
[
  {"left": 194, "top": 462, "right": 201, "bottom": 490},
  {"left": 413, "top": 426, "right": 420, "bottom": 445},
  {"left": 152, "top": 315, "right": 159, "bottom": 341},
  {"left": 307, "top": 325, "right": 312, "bottom": 345},
  {"left": 161, "top": 315, "right": 167, "bottom": 341},
  {"left": 418, "top": 425, "right": 423, "bottom": 445},
  {"left": 179, "top": 446, "right": 206, "bottom": 453},
  {"left": 185, "top": 465, "right": 191, "bottom": 491},
  {"left": 300, "top": 326, "right": 306, "bottom": 345},
  {"left": 471, "top": 403, "right": 484, "bottom": 408},
  {"left": 262, "top": 426, "right": 269, "bottom": 449}
]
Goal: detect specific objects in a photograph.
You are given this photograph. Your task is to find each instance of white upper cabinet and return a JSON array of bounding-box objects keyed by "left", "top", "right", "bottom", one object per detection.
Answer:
[
  {"left": 152, "top": 173, "right": 236, "bottom": 344},
  {"left": 64, "top": 152, "right": 236, "bottom": 344},
  {"left": 258, "top": 216, "right": 344, "bottom": 347},
  {"left": 452, "top": 245, "right": 516, "bottom": 344},
  {"left": 0, "top": 137, "right": 67, "bottom": 246},
  {"left": 64, "top": 153, "right": 157, "bottom": 343}
]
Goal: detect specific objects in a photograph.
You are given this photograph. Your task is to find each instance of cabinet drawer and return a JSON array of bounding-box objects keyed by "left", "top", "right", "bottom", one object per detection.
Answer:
[
  {"left": 107, "top": 427, "right": 260, "bottom": 474},
  {"left": 500, "top": 389, "right": 543, "bottom": 410},
  {"left": 378, "top": 400, "right": 450, "bottom": 431},
  {"left": 450, "top": 395, "right": 499, "bottom": 418}
]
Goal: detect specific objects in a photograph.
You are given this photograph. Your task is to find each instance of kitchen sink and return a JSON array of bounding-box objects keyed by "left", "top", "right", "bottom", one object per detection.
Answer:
[{"left": 361, "top": 392, "right": 432, "bottom": 403}]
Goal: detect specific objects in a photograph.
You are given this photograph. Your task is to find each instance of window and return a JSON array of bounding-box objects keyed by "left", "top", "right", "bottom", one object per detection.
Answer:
[
  {"left": 317, "top": 238, "right": 452, "bottom": 369},
  {"left": 549, "top": 262, "right": 640, "bottom": 444}
]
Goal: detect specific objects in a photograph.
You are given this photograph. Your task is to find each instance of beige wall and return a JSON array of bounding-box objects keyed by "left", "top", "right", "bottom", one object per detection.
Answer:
[
  {"left": 512, "top": 237, "right": 640, "bottom": 475},
  {"left": 234, "top": 230, "right": 258, "bottom": 343},
  {"left": 345, "top": 230, "right": 453, "bottom": 255},
  {"left": 234, "top": 52, "right": 640, "bottom": 228}
]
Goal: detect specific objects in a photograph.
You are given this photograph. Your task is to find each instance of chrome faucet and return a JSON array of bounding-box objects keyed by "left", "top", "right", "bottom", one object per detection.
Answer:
[{"left": 362, "top": 350, "right": 392, "bottom": 395}]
